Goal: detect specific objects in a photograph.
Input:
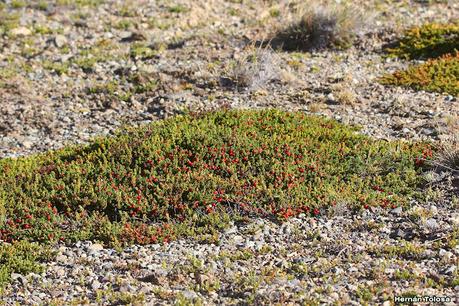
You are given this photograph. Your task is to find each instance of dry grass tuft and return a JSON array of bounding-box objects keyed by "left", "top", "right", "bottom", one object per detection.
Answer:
[
  {"left": 331, "top": 83, "right": 358, "bottom": 105},
  {"left": 223, "top": 44, "right": 282, "bottom": 92},
  {"left": 432, "top": 136, "right": 459, "bottom": 171},
  {"left": 273, "top": 2, "right": 365, "bottom": 51}
]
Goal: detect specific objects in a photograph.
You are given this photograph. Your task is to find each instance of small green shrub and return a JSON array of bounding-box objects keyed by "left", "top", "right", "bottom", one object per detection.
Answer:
[
  {"left": 56, "top": 0, "right": 105, "bottom": 7},
  {"left": 87, "top": 72, "right": 157, "bottom": 102},
  {"left": 369, "top": 241, "right": 425, "bottom": 260},
  {"left": 385, "top": 23, "right": 459, "bottom": 60},
  {"left": 380, "top": 52, "right": 459, "bottom": 96},
  {"left": 36, "top": 1, "right": 49, "bottom": 11},
  {"left": 168, "top": 5, "right": 188, "bottom": 14},
  {"left": 33, "top": 25, "right": 55, "bottom": 35},
  {"left": 42, "top": 60, "right": 70, "bottom": 75},
  {"left": 130, "top": 43, "right": 156, "bottom": 59},
  {"left": 0, "top": 241, "right": 54, "bottom": 287},
  {"left": 114, "top": 19, "right": 132, "bottom": 30},
  {"left": 10, "top": 0, "right": 26, "bottom": 9}
]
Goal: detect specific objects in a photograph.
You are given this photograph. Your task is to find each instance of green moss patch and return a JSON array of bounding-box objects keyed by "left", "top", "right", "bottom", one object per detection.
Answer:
[
  {"left": 0, "top": 12, "right": 20, "bottom": 36},
  {"left": 381, "top": 52, "right": 459, "bottom": 96},
  {"left": 0, "top": 241, "right": 55, "bottom": 287},
  {"left": 0, "top": 109, "right": 432, "bottom": 284},
  {"left": 382, "top": 23, "right": 459, "bottom": 96},
  {"left": 385, "top": 23, "right": 459, "bottom": 60}
]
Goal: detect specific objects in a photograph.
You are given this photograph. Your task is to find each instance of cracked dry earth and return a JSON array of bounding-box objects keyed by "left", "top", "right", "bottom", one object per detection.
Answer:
[{"left": 1, "top": 0, "right": 459, "bottom": 305}]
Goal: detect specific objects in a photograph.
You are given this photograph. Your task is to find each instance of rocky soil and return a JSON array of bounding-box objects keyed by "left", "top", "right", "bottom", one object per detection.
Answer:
[{"left": 1, "top": 0, "right": 459, "bottom": 305}]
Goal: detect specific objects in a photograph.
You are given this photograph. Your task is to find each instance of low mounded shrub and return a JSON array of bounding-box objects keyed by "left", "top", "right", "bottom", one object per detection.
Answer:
[
  {"left": 382, "top": 23, "right": 459, "bottom": 96},
  {"left": 0, "top": 241, "right": 54, "bottom": 287},
  {"left": 0, "top": 109, "right": 433, "bottom": 285},
  {"left": 381, "top": 52, "right": 459, "bottom": 96},
  {"left": 385, "top": 23, "right": 459, "bottom": 60},
  {"left": 0, "top": 109, "right": 432, "bottom": 246}
]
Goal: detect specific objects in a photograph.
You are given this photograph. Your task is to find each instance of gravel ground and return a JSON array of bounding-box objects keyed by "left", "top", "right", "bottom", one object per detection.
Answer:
[{"left": 1, "top": 0, "right": 459, "bottom": 305}]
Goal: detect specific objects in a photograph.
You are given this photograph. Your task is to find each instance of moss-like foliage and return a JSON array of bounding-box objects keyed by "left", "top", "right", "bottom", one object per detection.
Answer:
[
  {"left": 0, "top": 109, "right": 431, "bottom": 242},
  {"left": 0, "top": 109, "right": 432, "bottom": 284},
  {"left": 385, "top": 23, "right": 459, "bottom": 60},
  {"left": 383, "top": 23, "right": 459, "bottom": 96},
  {"left": 0, "top": 241, "right": 54, "bottom": 287},
  {"left": 381, "top": 52, "right": 459, "bottom": 96}
]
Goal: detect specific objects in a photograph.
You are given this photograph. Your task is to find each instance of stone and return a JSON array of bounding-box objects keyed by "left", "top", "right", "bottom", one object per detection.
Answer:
[
  {"left": 444, "top": 265, "right": 457, "bottom": 275},
  {"left": 138, "top": 270, "right": 168, "bottom": 285},
  {"left": 330, "top": 292, "right": 340, "bottom": 300},
  {"left": 55, "top": 254, "right": 67, "bottom": 263},
  {"left": 11, "top": 273, "right": 27, "bottom": 285},
  {"left": 450, "top": 213, "right": 459, "bottom": 226},
  {"left": 181, "top": 290, "right": 198, "bottom": 300},
  {"left": 194, "top": 271, "right": 215, "bottom": 286},
  {"left": 11, "top": 27, "right": 32, "bottom": 36},
  {"left": 424, "top": 218, "right": 438, "bottom": 231},
  {"left": 119, "top": 31, "right": 146, "bottom": 42},
  {"left": 54, "top": 35, "right": 67, "bottom": 48},
  {"left": 224, "top": 226, "right": 237, "bottom": 235},
  {"left": 53, "top": 267, "right": 66, "bottom": 277},
  {"left": 390, "top": 206, "right": 403, "bottom": 215},
  {"left": 91, "top": 280, "right": 101, "bottom": 290},
  {"left": 88, "top": 243, "right": 104, "bottom": 252},
  {"left": 232, "top": 235, "right": 244, "bottom": 243},
  {"left": 21, "top": 140, "right": 34, "bottom": 149}
]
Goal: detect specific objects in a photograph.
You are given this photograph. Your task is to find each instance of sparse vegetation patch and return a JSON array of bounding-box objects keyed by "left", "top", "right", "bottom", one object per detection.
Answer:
[
  {"left": 223, "top": 46, "right": 281, "bottom": 91},
  {"left": 273, "top": 2, "right": 364, "bottom": 51}
]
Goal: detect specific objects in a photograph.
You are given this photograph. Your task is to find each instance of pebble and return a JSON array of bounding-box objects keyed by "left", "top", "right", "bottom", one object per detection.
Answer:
[
  {"left": 390, "top": 206, "right": 403, "bottom": 215},
  {"left": 424, "top": 218, "right": 439, "bottom": 231},
  {"left": 450, "top": 213, "right": 459, "bottom": 226},
  {"left": 182, "top": 290, "right": 199, "bottom": 300},
  {"left": 55, "top": 254, "right": 67, "bottom": 262},
  {"left": 91, "top": 280, "right": 101, "bottom": 290},
  {"left": 54, "top": 35, "right": 67, "bottom": 48},
  {"left": 87, "top": 243, "right": 104, "bottom": 252},
  {"left": 10, "top": 27, "right": 32, "bottom": 36}
]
